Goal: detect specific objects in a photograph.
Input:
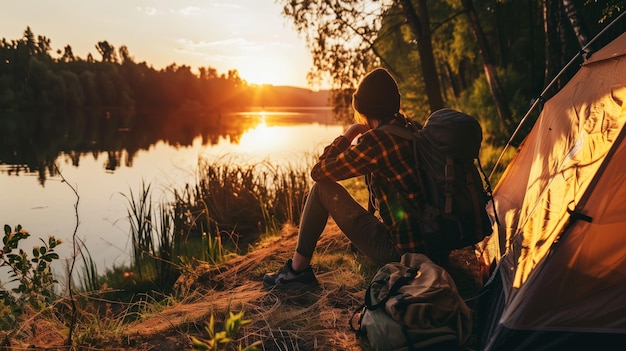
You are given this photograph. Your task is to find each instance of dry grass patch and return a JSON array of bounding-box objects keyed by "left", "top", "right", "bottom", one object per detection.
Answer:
[
  {"left": 7, "top": 221, "right": 483, "bottom": 350},
  {"left": 120, "top": 222, "right": 373, "bottom": 351}
]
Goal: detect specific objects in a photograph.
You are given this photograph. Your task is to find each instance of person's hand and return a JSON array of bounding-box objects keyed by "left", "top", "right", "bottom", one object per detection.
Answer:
[{"left": 343, "top": 123, "right": 369, "bottom": 142}]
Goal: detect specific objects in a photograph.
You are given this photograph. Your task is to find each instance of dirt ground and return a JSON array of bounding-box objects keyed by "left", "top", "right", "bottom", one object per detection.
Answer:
[{"left": 14, "top": 221, "right": 486, "bottom": 351}]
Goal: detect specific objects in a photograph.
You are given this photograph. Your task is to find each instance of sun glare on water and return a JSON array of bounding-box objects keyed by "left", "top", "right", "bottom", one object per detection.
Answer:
[
  {"left": 228, "top": 112, "right": 341, "bottom": 166},
  {"left": 203, "top": 109, "right": 344, "bottom": 168},
  {"left": 238, "top": 114, "right": 281, "bottom": 151}
]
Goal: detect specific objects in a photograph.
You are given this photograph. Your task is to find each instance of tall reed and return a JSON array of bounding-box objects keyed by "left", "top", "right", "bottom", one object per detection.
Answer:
[
  {"left": 122, "top": 182, "right": 180, "bottom": 289},
  {"left": 114, "top": 159, "right": 312, "bottom": 295},
  {"left": 174, "top": 159, "right": 312, "bottom": 253},
  {"left": 76, "top": 238, "right": 100, "bottom": 292},
  {"left": 123, "top": 181, "right": 154, "bottom": 281}
]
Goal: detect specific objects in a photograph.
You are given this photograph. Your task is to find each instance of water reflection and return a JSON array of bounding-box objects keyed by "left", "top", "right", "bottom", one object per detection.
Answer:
[
  {"left": 0, "top": 107, "right": 337, "bottom": 185},
  {"left": 0, "top": 107, "right": 344, "bottom": 273}
]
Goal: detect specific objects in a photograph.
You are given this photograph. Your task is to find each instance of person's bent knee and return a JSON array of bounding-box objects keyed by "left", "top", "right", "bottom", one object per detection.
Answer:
[{"left": 311, "top": 180, "right": 344, "bottom": 194}]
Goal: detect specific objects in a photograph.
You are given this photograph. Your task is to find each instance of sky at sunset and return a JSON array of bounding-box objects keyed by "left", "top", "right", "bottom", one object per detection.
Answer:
[{"left": 1, "top": 0, "right": 315, "bottom": 88}]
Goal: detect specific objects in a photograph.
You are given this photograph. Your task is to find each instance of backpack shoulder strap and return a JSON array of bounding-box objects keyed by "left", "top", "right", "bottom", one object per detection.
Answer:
[
  {"left": 377, "top": 115, "right": 421, "bottom": 140},
  {"left": 376, "top": 118, "right": 429, "bottom": 213}
]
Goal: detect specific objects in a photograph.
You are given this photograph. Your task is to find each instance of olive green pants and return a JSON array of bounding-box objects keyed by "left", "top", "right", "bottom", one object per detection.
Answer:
[{"left": 295, "top": 181, "right": 401, "bottom": 266}]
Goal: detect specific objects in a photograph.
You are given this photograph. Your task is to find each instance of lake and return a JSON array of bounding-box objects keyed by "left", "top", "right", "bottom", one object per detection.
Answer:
[{"left": 0, "top": 107, "right": 345, "bottom": 278}]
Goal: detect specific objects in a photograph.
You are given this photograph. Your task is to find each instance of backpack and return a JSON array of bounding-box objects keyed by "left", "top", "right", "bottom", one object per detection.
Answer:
[
  {"left": 350, "top": 253, "right": 472, "bottom": 351},
  {"left": 378, "top": 108, "right": 494, "bottom": 255}
]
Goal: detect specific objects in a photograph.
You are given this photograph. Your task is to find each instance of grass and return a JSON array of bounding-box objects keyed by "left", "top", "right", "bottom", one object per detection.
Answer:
[
  {"left": 1, "top": 145, "right": 497, "bottom": 350},
  {"left": 153, "top": 222, "right": 378, "bottom": 351},
  {"left": 124, "top": 223, "right": 483, "bottom": 351}
]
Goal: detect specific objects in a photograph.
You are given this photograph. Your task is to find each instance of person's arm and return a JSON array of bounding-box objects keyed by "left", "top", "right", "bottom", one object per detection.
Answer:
[
  {"left": 342, "top": 123, "right": 369, "bottom": 143},
  {"left": 316, "top": 123, "right": 369, "bottom": 161},
  {"left": 311, "top": 125, "right": 381, "bottom": 182}
]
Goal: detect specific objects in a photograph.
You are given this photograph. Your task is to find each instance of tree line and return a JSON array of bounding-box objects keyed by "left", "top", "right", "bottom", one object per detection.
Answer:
[
  {"left": 278, "top": 0, "right": 625, "bottom": 143},
  {"left": 1, "top": 1, "right": 625, "bottom": 146},
  {"left": 0, "top": 27, "right": 332, "bottom": 184},
  {"left": 0, "top": 27, "right": 327, "bottom": 115}
]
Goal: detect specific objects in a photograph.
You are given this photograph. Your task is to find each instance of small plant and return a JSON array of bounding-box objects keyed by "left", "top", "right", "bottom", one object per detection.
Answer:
[
  {"left": 191, "top": 310, "right": 260, "bottom": 351},
  {"left": 202, "top": 229, "right": 226, "bottom": 265},
  {"left": 0, "top": 224, "right": 61, "bottom": 316},
  {"left": 123, "top": 182, "right": 181, "bottom": 291},
  {"left": 76, "top": 238, "right": 101, "bottom": 292}
]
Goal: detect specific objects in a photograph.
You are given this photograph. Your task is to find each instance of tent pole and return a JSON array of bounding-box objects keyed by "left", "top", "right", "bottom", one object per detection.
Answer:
[{"left": 488, "top": 10, "right": 626, "bottom": 182}]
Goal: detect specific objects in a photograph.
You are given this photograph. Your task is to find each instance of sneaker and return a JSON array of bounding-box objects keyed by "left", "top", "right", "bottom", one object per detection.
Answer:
[{"left": 263, "top": 259, "right": 319, "bottom": 290}]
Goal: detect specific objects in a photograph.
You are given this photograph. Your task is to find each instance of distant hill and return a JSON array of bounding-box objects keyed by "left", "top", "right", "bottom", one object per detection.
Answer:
[{"left": 246, "top": 85, "right": 331, "bottom": 107}]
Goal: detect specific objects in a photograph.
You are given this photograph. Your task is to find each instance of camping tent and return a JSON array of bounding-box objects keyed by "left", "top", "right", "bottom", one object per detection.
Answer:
[{"left": 478, "top": 30, "right": 626, "bottom": 350}]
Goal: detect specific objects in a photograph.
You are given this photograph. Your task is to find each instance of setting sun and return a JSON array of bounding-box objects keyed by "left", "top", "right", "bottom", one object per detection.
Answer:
[
  {"left": 236, "top": 50, "right": 305, "bottom": 86},
  {"left": 1, "top": 0, "right": 312, "bottom": 88}
]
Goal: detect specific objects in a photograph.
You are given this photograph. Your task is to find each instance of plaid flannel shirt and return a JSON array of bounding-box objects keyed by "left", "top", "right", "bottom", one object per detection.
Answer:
[{"left": 310, "top": 120, "right": 428, "bottom": 254}]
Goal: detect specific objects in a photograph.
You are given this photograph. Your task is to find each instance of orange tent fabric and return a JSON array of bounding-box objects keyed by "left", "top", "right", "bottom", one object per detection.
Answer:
[{"left": 481, "top": 31, "right": 626, "bottom": 349}]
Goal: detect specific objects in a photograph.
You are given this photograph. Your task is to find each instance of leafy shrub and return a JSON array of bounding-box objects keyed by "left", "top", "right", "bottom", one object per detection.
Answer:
[{"left": 0, "top": 224, "right": 61, "bottom": 327}]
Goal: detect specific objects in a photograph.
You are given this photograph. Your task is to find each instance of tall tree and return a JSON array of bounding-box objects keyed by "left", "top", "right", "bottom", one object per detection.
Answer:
[
  {"left": 95, "top": 41, "right": 117, "bottom": 63},
  {"left": 562, "top": 0, "right": 592, "bottom": 54},
  {"left": 61, "top": 45, "right": 75, "bottom": 62},
  {"left": 36, "top": 35, "right": 52, "bottom": 57},
  {"left": 279, "top": 0, "right": 391, "bottom": 121},
  {"left": 543, "top": 0, "right": 567, "bottom": 93},
  {"left": 398, "top": 0, "right": 444, "bottom": 112},
  {"left": 278, "top": 0, "right": 447, "bottom": 120},
  {"left": 23, "top": 27, "right": 37, "bottom": 56},
  {"left": 460, "top": 0, "right": 513, "bottom": 132},
  {"left": 118, "top": 45, "right": 134, "bottom": 64}
]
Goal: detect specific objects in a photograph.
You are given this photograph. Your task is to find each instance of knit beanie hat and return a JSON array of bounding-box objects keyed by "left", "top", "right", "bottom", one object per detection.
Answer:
[{"left": 352, "top": 68, "right": 401, "bottom": 120}]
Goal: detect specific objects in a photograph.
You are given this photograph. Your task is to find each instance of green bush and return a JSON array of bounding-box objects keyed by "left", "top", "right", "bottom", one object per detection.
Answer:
[{"left": 0, "top": 224, "right": 61, "bottom": 327}]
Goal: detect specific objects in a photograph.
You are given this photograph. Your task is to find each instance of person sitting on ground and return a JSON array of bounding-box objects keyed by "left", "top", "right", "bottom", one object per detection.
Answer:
[{"left": 263, "top": 68, "right": 441, "bottom": 290}]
